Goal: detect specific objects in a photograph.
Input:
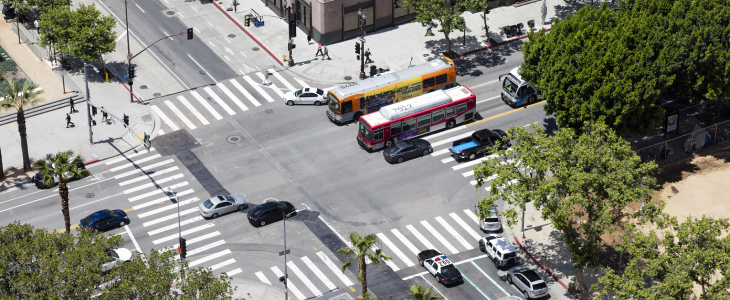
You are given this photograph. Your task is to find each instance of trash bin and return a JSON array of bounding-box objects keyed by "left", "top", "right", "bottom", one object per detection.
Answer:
[{"left": 370, "top": 65, "right": 377, "bottom": 77}]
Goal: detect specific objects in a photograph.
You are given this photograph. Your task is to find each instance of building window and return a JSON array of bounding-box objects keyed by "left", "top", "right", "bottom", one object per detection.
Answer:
[{"left": 344, "top": 6, "right": 373, "bottom": 33}]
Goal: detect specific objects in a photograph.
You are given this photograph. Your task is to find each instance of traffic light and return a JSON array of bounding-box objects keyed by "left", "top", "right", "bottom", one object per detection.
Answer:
[
  {"left": 245, "top": 15, "right": 250, "bottom": 27},
  {"left": 143, "top": 133, "right": 151, "bottom": 148},
  {"left": 179, "top": 237, "right": 187, "bottom": 259},
  {"left": 355, "top": 42, "right": 360, "bottom": 54},
  {"left": 123, "top": 114, "right": 129, "bottom": 127},
  {"left": 129, "top": 65, "right": 135, "bottom": 79},
  {"left": 187, "top": 28, "right": 193, "bottom": 40},
  {"left": 288, "top": 17, "right": 296, "bottom": 38}
]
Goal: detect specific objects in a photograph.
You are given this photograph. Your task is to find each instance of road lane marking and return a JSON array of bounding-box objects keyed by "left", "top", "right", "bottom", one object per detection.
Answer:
[
  {"left": 151, "top": 105, "right": 179, "bottom": 131},
  {"left": 203, "top": 87, "right": 235, "bottom": 115},
  {"left": 450, "top": 213, "right": 482, "bottom": 241},
  {"left": 471, "top": 80, "right": 498, "bottom": 89},
  {"left": 255, "top": 271, "right": 271, "bottom": 284},
  {"left": 477, "top": 95, "right": 500, "bottom": 104},
  {"left": 217, "top": 82, "right": 248, "bottom": 111},
  {"left": 271, "top": 266, "right": 306, "bottom": 300},
  {"left": 105, "top": 148, "right": 157, "bottom": 165},
  {"left": 255, "top": 71, "right": 286, "bottom": 98},
  {"left": 370, "top": 245, "right": 400, "bottom": 271},
  {"left": 268, "top": 69, "right": 297, "bottom": 91},
  {"left": 243, "top": 75, "right": 275, "bottom": 102},
  {"left": 128, "top": 181, "right": 189, "bottom": 202},
  {"left": 189, "top": 54, "right": 218, "bottom": 84},
  {"left": 166, "top": 231, "right": 220, "bottom": 250},
  {"left": 422, "top": 125, "right": 468, "bottom": 140},
  {"left": 402, "top": 254, "right": 488, "bottom": 280},
  {"left": 226, "top": 268, "right": 242, "bottom": 276},
  {"left": 147, "top": 216, "right": 204, "bottom": 236},
  {"left": 421, "top": 220, "right": 459, "bottom": 254},
  {"left": 229, "top": 79, "right": 261, "bottom": 106},
  {"left": 209, "top": 258, "right": 236, "bottom": 271},
  {"left": 109, "top": 154, "right": 162, "bottom": 172},
  {"left": 287, "top": 261, "right": 323, "bottom": 296},
  {"left": 123, "top": 174, "right": 184, "bottom": 194},
  {"left": 294, "top": 78, "right": 309, "bottom": 88},
  {"left": 467, "top": 101, "right": 546, "bottom": 127},
  {"left": 470, "top": 261, "right": 510, "bottom": 296},
  {"left": 153, "top": 223, "right": 215, "bottom": 245},
  {"left": 142, "top": 207, "right": 198, "bottom": 227},
  {"left": 191, "top": 91, "right": 223, "bottom": 120},
  {"left": 124, "top": 225, "right": 143, "bottom": 254},
  {"left": 430, "top": 131, "right": 474, "bottom": 147},
  {"left": 419, "top": 274, "right": 449, "bottom": 300},
  {"left": 138, "top": 195, "right": 197, "bottom": 219},
  {"left": 188, "top": 249, "right": 230, "bottom": 267},
  {"left": 455, "top": 265, "right": 492, "bottom": 300},
  {"left": 464, "top": 209, "right": 480, "bottom": 224},
  {"left": 377, "top": 233, "right": 414, "bottom": 266}
]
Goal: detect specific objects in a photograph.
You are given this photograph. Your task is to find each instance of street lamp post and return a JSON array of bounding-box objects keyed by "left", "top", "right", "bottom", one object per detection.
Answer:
[
  {"left": 167, "top": 187, "right": 182, "bottom": 249},
  {"left": 283, "top": 211, "right": 289, "bottom": 300},
  {"left": 286, "top": 0, "right": 294, "bottom": 67},
  {"left": 125, "top": 0, "right": 134, "bottom": 102},
  {"left": 358, "top": 9, "right": 366, "bottom": 80}
]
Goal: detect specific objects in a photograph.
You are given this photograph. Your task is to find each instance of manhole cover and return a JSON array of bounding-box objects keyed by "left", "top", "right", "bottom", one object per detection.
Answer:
[
  {"left": 228, "top": 34, "right": 236, "bottom": 38},
  {"left": 140, "top": 85, "right": 148, "bottom": 89},
  {"left": 252, "top": 47, "right": 260, "bottom": 51},
  {"left": 153, "top": 92, "right": 161, "bottom": 97},
  {"left": 167, "top": 11, "right": 175, "bottom": 15},
  {"left": 85, "top": 193, "right": 95, "bottom": 198},
  {"left": 265, "top": 109, "right": 274, "bottom": 114},
  {"left": 227, "top": 135, "right": 243, "bottom": 143},
  {"left": 344, "top": 76, "right": 352, "bottom": 81},
  {"left": 199, "top": 70, "right": 206, "bottom": 75}
]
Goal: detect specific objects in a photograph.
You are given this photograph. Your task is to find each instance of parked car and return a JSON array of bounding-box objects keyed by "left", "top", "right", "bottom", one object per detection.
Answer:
[
  {"left": 449, "top": 129, "right": 510, "bottom": 160},
  {"left": 284, "top": 88, "right": 327, "bottom": 106},
  {"left": 478, "top": 234, "right": 518, "bottom": 268},
  {"left": 480, "top": 208, "right": 502, "bottom": 232},
  {"left": 199, "top": 194, "right": 248, "bottom": 219},
  {"left": 507, "top": 266, "right": 549, "bottom": 299},
  {"left": 383, "top": 139, "right": 432, "bottom": 163},
  {"left": 247, "top": 200, "right": 296, "bottom": 227},
  {"left": 101, "top": 248, "right": 132, "bottom": 272},
  {"left": 417, "top": 249, "right": 462, "bottom": 285},
  {"left": 33, "top": 159, "right": 87, "bottom": 189},
  {"left": 80, "top": 209, "right": 129, "bottom": 231}
]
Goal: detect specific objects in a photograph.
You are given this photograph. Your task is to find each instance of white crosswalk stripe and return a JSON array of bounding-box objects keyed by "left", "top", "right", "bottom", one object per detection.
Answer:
[
  {"left": 128, "top": 182, "right": 188, "bottom": 202},
  {"left": 142, "top": 207, "right": 198, "bottom": 227},
  {"left": 436, "top": 216, "right": 473, "bottom": 250},
  {"left": 431, "top": 132, "right": 474, "bottom": 147},
  {"left": 177, "top": 96, "right": 210, "bottom": 126},
  {"left": 294, "top": 78, "right": 309, "bottom": 88},
  {"left": 226, "top": 268, "right": 242, "bottom": 276},
  {"left": 317, "top": 252, "right": 354, "bottom": 287},
  {"left": 151, "top": 105, "right": 180, "bottom": 131},
  {"left": 158, "top": 130, "right": 165, "bottom": 136},
  {"left": 164, "top": 100, "right": 196, "bottom": 130},
  {"left": 243, "top": 75, "right": 275, "bottom": 102},
  {"left": 391, "top": 229, "right": 421, "bottom": 256},
  {"left": 118, "top": 166, "right": 179, "bottom": 186},
  {"left": 463, "top": 170, "right": 475, "bottom": 177},
  {"left": 420, "top": 220, "right": 459, "bottom": 254},
  {"left": 187, "top": 240, "right": 226, "bottom": 256},
  {"left": 370, "top": 245, "right": 400, "bottom": 271},
  {"left": 210, "top": 259, "right": 236, "bottom": 271},
  {"left": 204, "top": 87, "right": 236, "bottom": 115},
  {"left": 147, "top": 216, "right": 203, "bottom": 236},
  {"left": 377, "top": 233, "right": 414, "bottom": 267},
  {"left": 191, "top": 91, "right": 223, "bottom": 120},
  {"left": 450, "top": 212, "right": 482, "bottom": 241},
  {"left": 123, "top": 174, "right": 184, "bottom": 194},
  {"left": 422, "top": 125, "right": 468, "bottom": 140},
  {"left": 452, "top": 156, "right": 495, "bottom": 170},
  {"left": 287, "top": 261, "right": 322, "bottom": 297},
  {"left": 229, "top": 79, "right": 261, "bottom": 107},
  {"left": 168, "top": 232, "right": 220, "bottom": 249},
  {"left": 255, "top": 271, "right": 272, "bottom": 285},
  {"left": 105, "top": 149, "right": 156, "bottom": 165},
  {"left": 189, "top": 249, "right": 231, "bottom": 267},
  {"left": 256, "top": 72, "right": 285, "bottom": 98},
  {"left": 464, "top": 209, "right": 479, "bottom": 224},
  {"left": 217, "top": 83, "right": 248, "bottom": 111},
  {"left": 153, "top": 223, "right": 215, "bottom": 245},
  {"left": 268, "top": 69, "right": 296, "bottom": 91},
  {"left": 431, "top": 148, "right": 452, "bottom": 157},
  {"left": 114, "top": 159, "right": 175, "bottom": 180},
  {"left": 138, "top": 195, "right": 197, "bottom": 219},
  {"left": 133, "top": 191, "right": 195, "bottom": 211},
  {"left": 301, "top": 256, "right": 337, "bottom": 292},
  {"left": 110, "top": 154, "right": 162, "bottom": 172},
  {"left": 271, "top": 266, "right": 306, "bottom": 300},
  {"left": 442, "top": 156, "right": 456, "bottom": 163},
  {"left": 407, "top": 224, "right": 436, "bottom": 250}
]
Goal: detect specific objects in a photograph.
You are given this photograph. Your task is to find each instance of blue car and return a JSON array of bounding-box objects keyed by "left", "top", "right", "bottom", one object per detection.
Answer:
[{"left": 80, "top": 209, "right": 129, "bottom": 231}]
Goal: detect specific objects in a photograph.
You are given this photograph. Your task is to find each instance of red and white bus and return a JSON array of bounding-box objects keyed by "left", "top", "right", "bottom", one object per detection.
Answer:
[{"left": 357, "top": 85, "right": 477, "bottom": 151}]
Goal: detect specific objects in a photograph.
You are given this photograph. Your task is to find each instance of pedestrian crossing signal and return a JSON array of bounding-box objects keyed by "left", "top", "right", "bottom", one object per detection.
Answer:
[
  {"left": 179, "top": 237, "right": 187, "bottom": 259},
  {"left": 355, "top": 42, "right": 360, "bottom": 54},
  {"left": 187, "top": 28, "right": 193, "bottom": 40},
  {"left": 123, "top": 114, "right": 129, "bottom": 127},
  {"left": 92, "top": 106, "right": 97, "bottom": 116},
  {"left": 143, "top": 133, "right": 151, "bottom": 149}
]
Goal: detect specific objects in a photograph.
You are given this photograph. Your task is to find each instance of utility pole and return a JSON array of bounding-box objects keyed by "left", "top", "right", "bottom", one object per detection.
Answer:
[
  {"left": 83, "top": 64, "right": 93, "bottom": 145},
  {"left": 285, "top": 0, "right": 294, "bottom": 67},
  {"left": 358, "top": 9, "right": 366, "bottom": 80},
  {"left": 279, "top": 211, "right": 289, "bottom": 300},
  {"left": 125, "top": 0, "right": 134, "bottom": 102}
]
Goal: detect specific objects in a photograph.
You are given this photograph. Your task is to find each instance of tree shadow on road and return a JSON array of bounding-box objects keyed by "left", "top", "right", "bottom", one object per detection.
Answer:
[{"left": 452, "top": 40, "right": 524, "bottom": 78}]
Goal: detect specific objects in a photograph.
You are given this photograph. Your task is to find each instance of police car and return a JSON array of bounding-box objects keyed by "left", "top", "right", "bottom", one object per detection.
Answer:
[{"left": 417, "top": 249, "right": 463, "bottom": 285}]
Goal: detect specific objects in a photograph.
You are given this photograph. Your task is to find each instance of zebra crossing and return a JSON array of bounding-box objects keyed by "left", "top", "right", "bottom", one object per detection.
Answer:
[
  {"left": 151, "top": 70, "right": 320, "bottom": 135},
  {"left": 103, "top": 148, "right": 243, "bottom": 277}
]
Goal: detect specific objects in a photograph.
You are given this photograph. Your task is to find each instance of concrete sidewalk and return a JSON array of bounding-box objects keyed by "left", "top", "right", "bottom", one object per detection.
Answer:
[{"left": 213, "top": 0, "right": 601, "bottom": 84}]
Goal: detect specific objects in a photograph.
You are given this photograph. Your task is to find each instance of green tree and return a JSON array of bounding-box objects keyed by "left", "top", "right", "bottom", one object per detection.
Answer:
[
  {"left": 595, "top": 215, "right": 730, "bottom": 299},
  {"left": 404, "top": 0, "right": 468, "bottom": 55},
  {"left": 26, "top": 0, "right": 69, "bottom": 11},
  {"left": 1, "top": 78, "right": 44, "bottom": 172},
  {"left": 32, "top": 151, "right": 91, "bottom": 233},
  {"left": 408, "top": 284, "right": 443, "bottom": 300},
  {"left": 68, "top": 4, "right": 116, "bottom": 68},
  {"left": 38, "top": 5, "right": 73, "bottom": 63},
  {"left": 474, "top": 122, "right": 664, "bottom": 290},
  {"left": 337, "top": 232, "right": 392, "bottom": 296},
  {"left": 468, "top": 0, "right": 491, "bottom": 41}
]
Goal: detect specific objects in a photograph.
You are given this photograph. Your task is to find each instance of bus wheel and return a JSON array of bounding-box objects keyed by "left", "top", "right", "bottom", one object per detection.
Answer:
[
  {"left": 528, "top": 95, "right": 536, "bottom": 104},
  {"left": 446, "top": 119, "right": 456, "bottom": 129},
  {"left": 353, "top": 112, "right": 363, "bottom": 123},
  {"left": 384, "top": 139, "right": 394, "bottom": 148}
]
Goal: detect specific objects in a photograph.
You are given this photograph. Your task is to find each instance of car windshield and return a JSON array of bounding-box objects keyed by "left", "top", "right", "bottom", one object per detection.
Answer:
[
  {"left": 359, "top": 122, "right": 372, "bottom": 142},
  {"left": 503, "top": 77, "right": 519, "bottom": 95},
  {"left": 250, "top": 205, "right": 268, "bottom": 216},
  {"left": 328, "top": 92, "right": 340, "bottom": 114},
  {"left": 295, "top": 89, "right": 303, "bottom": 97},
  {"left": 203, "top": 200, "right": 214, "bottom": 209},
  {"left": 274, "top": 202, "right": 287, "bottom": 210},
  {"left": 504, "top": 252, "right": 516, "bottom": 259},
  {"left": 441, "top": 265, "right": 460, "bottom": 277},
  {"left": 485, "top": 217, "right": 499, "bottom": 222},
  {"left": 83, "top": 216, "right": 94, "bottom": 224},
  {"left": 109, "top": 250, "right": 119, "bottom": 259},
  {"left": 533, "top": 282, "right": 547, "bottom": 289},
  {"left": 106, "top": 210, "right": 117, "bottom": 218},
  {"left": 226, "top": 195, "right": 235, "bottom": 202}
]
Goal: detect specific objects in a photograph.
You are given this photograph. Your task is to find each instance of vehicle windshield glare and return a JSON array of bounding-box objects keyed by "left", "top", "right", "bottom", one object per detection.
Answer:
[
  {"left": 359, "top": 122, "right": 372, "bottom": 142},
  {"left": 226, "top": 195, "right": 235, "bottom": 202},
  {"left": 83, "top": 216, "right": 94, "bottom": 224},
  {"left": 328, "top": 92, "right": 340, "bottom": 114},
  {"left": 275, "top": 202, "right": 287, "bottom": 210},
  {"left": 503, "top": 77, "right": 519, "bottom": 95},
  {"left": 203, "top": 200, "right": 214, "bottom": 209},
  {"left": 295, "top": 89, "right": 303, "bottom": 97}
]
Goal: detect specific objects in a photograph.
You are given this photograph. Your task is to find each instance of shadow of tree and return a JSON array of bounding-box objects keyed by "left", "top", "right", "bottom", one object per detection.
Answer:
[{"left": 452, "top": 40, "right": 524, "bottom": 77}]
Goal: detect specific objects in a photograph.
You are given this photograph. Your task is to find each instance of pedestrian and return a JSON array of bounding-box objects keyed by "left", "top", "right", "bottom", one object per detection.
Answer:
[
  {"left": 34, "top": 20, "right": 40, "bottom": 34},
  {"left": 66, "top": 113, "right": 73, "bottom": 128},
  {"left": 69, "top": 98, "right": 75, "bottom": 113},
  {"left": 425, "top": 23, "right": 433, "bottom": 36},
  {"left": 307, "top": 31, "right": 312, "bottom": 45},
  {"left": 365, "top": 48, "right": 372, "bottom": 63},
  {"left": 315, "top": 42, "right": 323, "bottom": 58},
  {"left": 102, "top": 106, "right": 108, "bottom": 123},
  {"left": 261, "top": 71, "right": 270, "bottom": 85},
  {"left": 323, "top": 45, "right": 330, "bottom": 60}
]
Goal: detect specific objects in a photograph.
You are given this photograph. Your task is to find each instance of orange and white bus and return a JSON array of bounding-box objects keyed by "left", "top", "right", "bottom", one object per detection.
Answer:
[
  {"left": 357, "top": 86, "right": 477, "bottom": 151},
  {"left": 326, "top": 56, "right": 457, "bottom": 124}
]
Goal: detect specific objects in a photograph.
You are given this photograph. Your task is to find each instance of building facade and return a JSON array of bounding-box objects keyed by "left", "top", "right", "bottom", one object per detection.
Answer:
[{"left": 261, "top": 0, "right": 418, "bottom": 45}]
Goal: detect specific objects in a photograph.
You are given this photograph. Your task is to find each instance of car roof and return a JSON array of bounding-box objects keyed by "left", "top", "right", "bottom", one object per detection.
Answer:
[
  {"left": 420, "top": 249, "right": 441, "bottom": 258},
  {"left": 518, "top": 269, "right": 543, "bottom": 282},
  {"left": 486, "top": 235, "right": 516, "bottom": 253},
  {"left": 89, "top": 209, "right": 113, "bottom": 220},
  {"left": 394, "top": 140, "right": 415, "bottom": 147},
  {"left": 474, "top": 129, "right": 496, "bottom": 139}
]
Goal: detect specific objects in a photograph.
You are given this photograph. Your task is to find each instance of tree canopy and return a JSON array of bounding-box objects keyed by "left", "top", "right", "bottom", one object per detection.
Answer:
[
  {"left": 404, "top": 0, "right": 468, "bottom": 54},
  {"left": 39, "top": 4, "right": 116, "bottom": 64}
]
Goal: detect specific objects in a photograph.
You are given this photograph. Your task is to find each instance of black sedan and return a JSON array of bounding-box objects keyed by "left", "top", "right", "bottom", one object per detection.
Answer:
[
  {"left": 80, "top": 209, "right": 129, "bottom": 231},
  {"left": 247, "top": 200, "right": 296, "bottom": 227},
  {"left": 383, "top": 139, "right": 432, "bottom": 163}
]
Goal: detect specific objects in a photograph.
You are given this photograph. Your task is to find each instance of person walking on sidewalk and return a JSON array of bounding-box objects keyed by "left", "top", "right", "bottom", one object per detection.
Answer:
[
  {"left": 69, "top": 98, "right": 75, "bottom": 113},
  {"left": 34, "top": 20, "right": 40, "bottom": 34},
  {"left": 365, "top": 48, "right": 372, "bottom": 63},
  {"left": 101, "top": 106, "right": 108, "bottom": 123},
  {"left": 66, "top": 113, "right": 74, "bottom": 128},
  {"left": 315, "top": 42, "right": 323, "bottom": 58},
  {"left": 307, "top": 31, "right": 312, "bottom": 45},
  {"left": 425, "top": 24, "right": 433, "bottom": 36},
  {"left": 323, "top": 45, "right": 330, "bottom": 60}
]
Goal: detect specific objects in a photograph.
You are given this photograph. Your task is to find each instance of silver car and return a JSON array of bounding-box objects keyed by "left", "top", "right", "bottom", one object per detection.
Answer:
[
  {"left": 480, "top": 208, "right": 502, "bottom": 231},
  {"left": 507, "top": 266, "right": 549, "bottom": 299},
  {"left": 284, "top": 88, "right": 327, "bottom": 106},
  {"left": 199, "top": 194, "right": 248, "bottom": 219}
]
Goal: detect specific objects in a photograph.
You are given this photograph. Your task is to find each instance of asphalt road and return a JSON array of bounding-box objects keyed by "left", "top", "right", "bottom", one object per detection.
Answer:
[{"left": 1, "top": 33, "right": 560, "bottom": 299}]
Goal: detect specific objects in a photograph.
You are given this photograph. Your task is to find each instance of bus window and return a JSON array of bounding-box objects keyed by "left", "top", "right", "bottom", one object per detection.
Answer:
[
  {"left": 435, "top": 74, "right": 448, "bottom": 86},
  {"left": 503, "top": 77, "right": 518, "bottom": 94},
  {"left": 423, "top": 77, "right": 435, "bottom": 89},
  {"left": 329, "top": 92, "right": 341, "bottom": 114},
  {"left": 402, "top": 119, "right": 416, "bottom": 132},
  {"left": 445, "top": 106, "right": 456, "bottom": 117},
  {"left": 391, "top": 123, "right": 402, "bottom": 136},
  {"left": 373, "top": 129, "right": 384, "bottom": 142},
  {"left": 432, "top": 110, "right": 444, "bottom": 124},
  {"left": 343, "top": 101, "right": 353, "bottom": 114},
  {"left": 457, "top": 103, "right": 467, "bottom": 114},
  {"left": 417, "top": 115, "right": 431, "bottom": 128},
  {"left": 358, "top": 122, "right": 372, "bottom": 142}
]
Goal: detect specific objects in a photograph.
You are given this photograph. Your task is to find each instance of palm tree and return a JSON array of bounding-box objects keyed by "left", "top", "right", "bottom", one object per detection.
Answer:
[
  {"left": 408, "top": 284, "right": 443, "bottom": 300},
  {"left": 32, "top": 151, "right": 91, "bottom": 233},
  {"left": 1, "top": 78, "right": 44, "bottom": 172},
  {"left": 337, "top": 232, "right": 392, "bottom": 296}
]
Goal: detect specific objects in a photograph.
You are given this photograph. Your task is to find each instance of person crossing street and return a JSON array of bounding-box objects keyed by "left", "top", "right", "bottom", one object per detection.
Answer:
[
  {"left": 66, "top": 113, "right": 74, "bottom": 128},
  {"left": 323, "top": 45, "right": 330, "bottom": 60},
  {"left": 315, "top": 42, "right": 323, "bottom": 58}
]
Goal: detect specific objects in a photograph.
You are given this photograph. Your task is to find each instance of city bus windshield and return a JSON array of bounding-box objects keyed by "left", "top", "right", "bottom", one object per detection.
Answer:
[
  {"left": 503, "top": 77, "right": 519, "bottom": 95},
  {"left": 328, "top": 92, "right": 340, "bottom": 114},
  {"left": 358, "top": 122, "right": 372, "bottom": 142}
]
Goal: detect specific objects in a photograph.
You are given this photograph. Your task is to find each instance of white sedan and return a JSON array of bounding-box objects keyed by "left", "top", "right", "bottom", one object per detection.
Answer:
[
  {"left": 101, "top": 248, "right": 132, "bottom": 272},
  {"left": 284, "top": 88, "right": 327, "bottom": 106}
]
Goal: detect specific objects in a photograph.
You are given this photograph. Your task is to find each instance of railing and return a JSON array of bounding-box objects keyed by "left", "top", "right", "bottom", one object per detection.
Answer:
[
  {"left": 635, "top": 118, "right": 730, "bottom": 166},
  {"left": 8, "top": 22, "right": 44, "bottom": 61}
]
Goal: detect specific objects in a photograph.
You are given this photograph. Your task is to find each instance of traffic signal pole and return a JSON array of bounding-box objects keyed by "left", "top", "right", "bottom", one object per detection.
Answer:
[
  {"left": 125, "top": 0, "right": 134, "bottom": 103},
  {"left": 84, "top": 64, "right": 93, "bottom": 146}
]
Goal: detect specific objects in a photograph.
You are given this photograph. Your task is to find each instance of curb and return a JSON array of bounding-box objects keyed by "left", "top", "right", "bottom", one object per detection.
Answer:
[
  {"left": 209, "top": 0, "right": 284, "bottom": 66},
  {"left": 512, "top": 233, "right": 582, "bottom": 300}
]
